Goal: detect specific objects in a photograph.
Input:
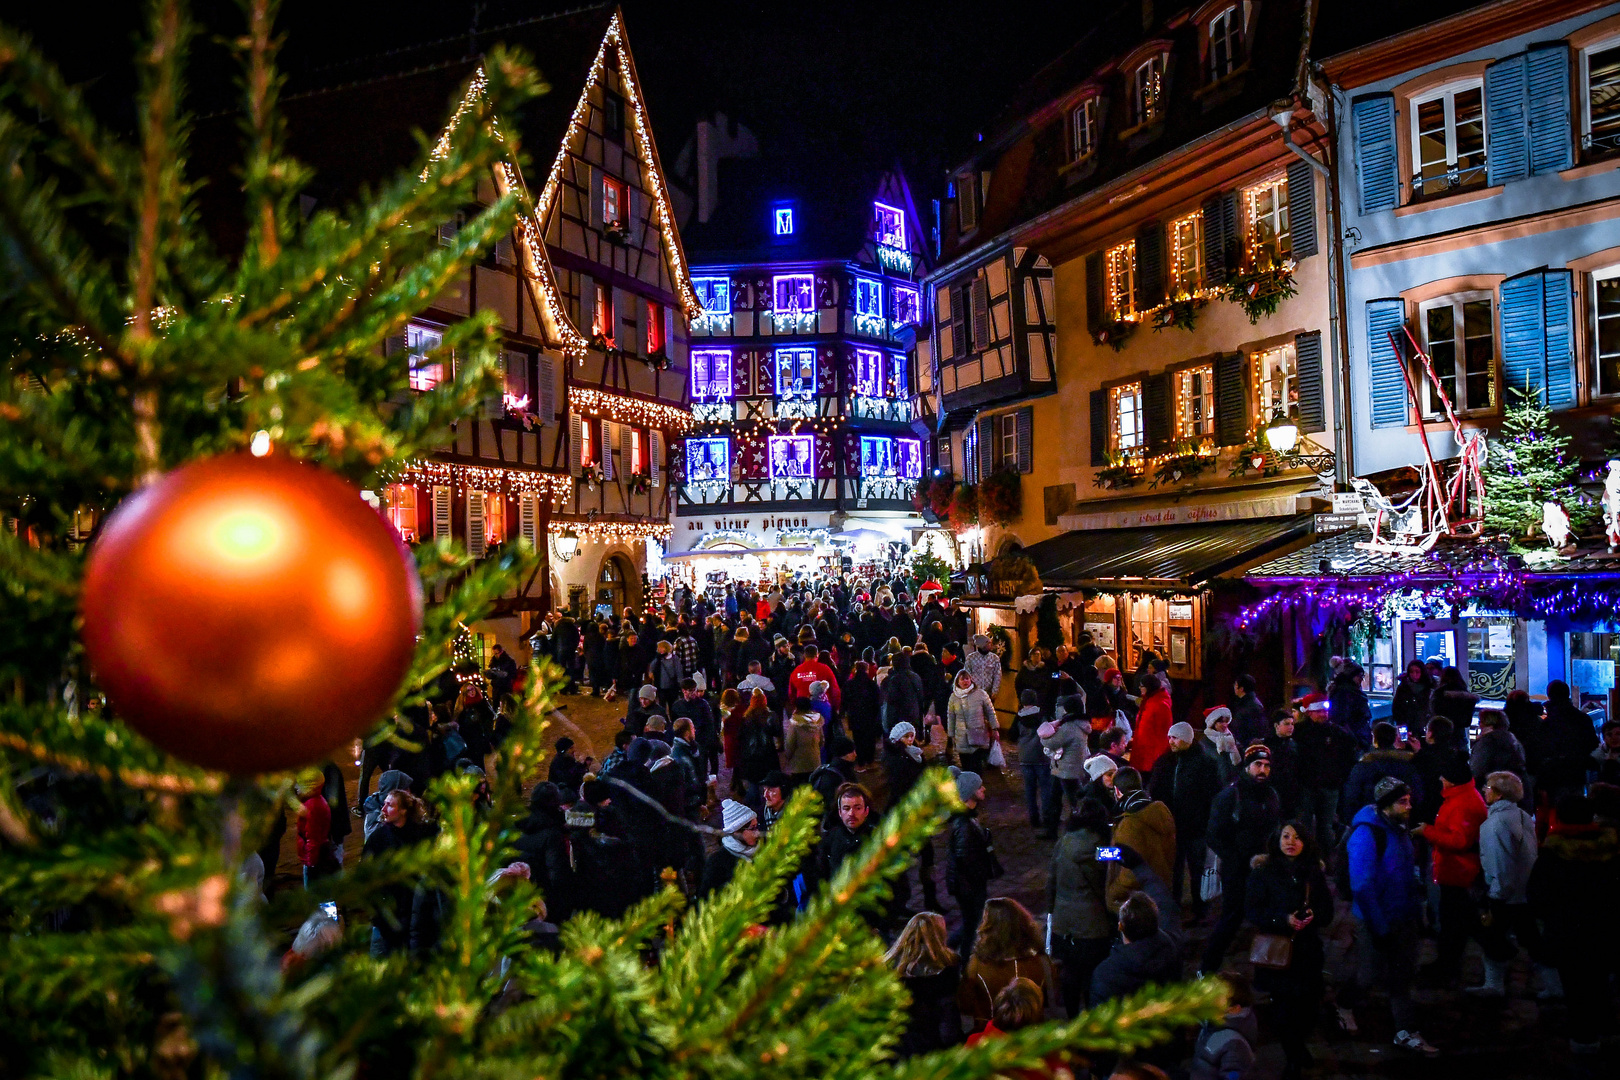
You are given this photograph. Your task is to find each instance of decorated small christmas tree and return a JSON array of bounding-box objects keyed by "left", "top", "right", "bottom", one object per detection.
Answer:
[
  {"left": 1481, "top": 387, "right": 1596, "bottom": 544},
  {"left": 0, "top": 3, "right": 1221, "bottom": 1076}
]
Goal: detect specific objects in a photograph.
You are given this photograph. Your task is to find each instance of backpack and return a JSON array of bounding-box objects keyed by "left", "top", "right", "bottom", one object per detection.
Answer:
[
  {"left": 808, "top": 763, "right": 843, "bottom": 804},
  {"left": 742, "top": 722, "right": 776, "bottom": 762},
  {"left": 1332, "top": 820, "right": 1388, "bottom": 900}
]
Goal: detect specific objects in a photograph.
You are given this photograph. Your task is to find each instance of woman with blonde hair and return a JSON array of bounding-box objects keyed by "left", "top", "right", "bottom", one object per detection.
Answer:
[
  {"left": 885, "top": 911, "right": 963, "bottom": 1055},
  {"left": 957, "top": 897, "right": 1058, "bottom": 1028}
]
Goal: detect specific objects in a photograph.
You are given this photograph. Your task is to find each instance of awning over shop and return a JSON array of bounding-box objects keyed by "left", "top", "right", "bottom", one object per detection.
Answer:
[{"left": 1021, "top": 514, "right": 1317, "bottom": 589}]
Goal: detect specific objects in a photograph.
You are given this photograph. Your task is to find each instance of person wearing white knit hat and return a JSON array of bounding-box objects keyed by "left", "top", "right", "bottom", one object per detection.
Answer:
[
  {"left": 699, "top": 800, "right": 760, "bottom": 898},
  {"left": 1082, "top": 754, "right": 1121, "bottom": 817},
  {"left": 1203, "top": 706, "right": 1240, "bottom": 768}
]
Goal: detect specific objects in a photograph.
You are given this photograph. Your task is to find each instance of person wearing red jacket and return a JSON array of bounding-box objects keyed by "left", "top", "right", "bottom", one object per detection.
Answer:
[
  {"left": 789, "top": 644, "right": 841, "bottom": 711},
  {"left": 295, "top": 774, "right": 334, "bottom": 890},
  {"left": 1130, "top": 674, "right": 1173, "bottom": 776},
  {"left": 1414, "top": 756, "right": 1487, "bottom": 979}
]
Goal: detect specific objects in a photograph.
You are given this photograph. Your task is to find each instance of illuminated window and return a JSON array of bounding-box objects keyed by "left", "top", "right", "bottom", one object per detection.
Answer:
[
  {"left": 630, "top": 428, "right": 647, "bottom": 475},
  {"left": 938, "top": 436, "right": 953, "bottom": 475},
  {"left": 1594, "top": 267, "right": 1620, "bottom": 395},
  {"left": 1585, "top": 41, "right": 1620, "bottom": 158},
  {"left": 892, "top": 284, "right": 921, "bottom": 325},
  {"left": 768, "top": 434, "right": 815, "bottom": 479},
  {"left": 1169, "top": 212, "right": 1204, "bottom": 294},
  {"left": 646, "top": 301, "right": 665, "bottom": 356},
  {"left": 1105, "top": 240, "right": 1136, "bottom": 318},
  {"left": 1072, "top": 97, "right": 1099, "bottom": 160},
  {"left": 1209, "top": 6, "right": 1245, "bottom": 81},
  {"left": 1245, "top": 177, "right": 1290, "bottom": 266},
  {"left": 774, "top": 206, "right": 795, "bottom": 235},
  {"left": 1174, "top": 364, "right": 1216, "bottom": 439},
  {"left": 862, "top": 435, "right": 897, "bottom": 476},
  {"left": 1110, "top": 382, "right": 1144, "bottom": 458},
  {"left": 854, "top": 348, "right": 884, "bottom": 396},
  {"left": 580, "top": 418, "right": 598, "bottom": 467},
  {"left": 891, "top": 351, "right": 909, "bottom": 397},
  {"left": 775, "top": 347, "right": 816, "bottom": 397},
  {"left": 875, "top": 202, "right": 906, "bottom": 250},
  {"left": 1254, "top": 343, "right": 1297, "bottom": 421},
  {"left": 386, "top": 484, "right": 418, "bottom": 542},
  {"left": 773, "top": 274, "right": 814, "bottom": 314},
  {"left": 897, "top": 437, "right": 923, "bottom": 479},
  {"left": 407, "top": 323, "right": 445, "bottom": 391},
  {"left": 685, "top": 437, "right": 729, "bottom": 481},
  {"left": 855, "top": 277, "right": 883, "bottom": 319},
  {"left": 482, "top": 492, "right": 506, "bottom": 546},
  {"left": 592, "top": 282, "right": 615, "bottom": 344},
  {"left": 1133, "top": 54, "right": 1166, "bottom": 126},
  {"left": 691, "top": 349, "right": 733, "bottom": 399},
  {"left": 1419, "top": 294, "right": 1495, "bottom": 415},
  {"left": 694, "top": 276, "right": 730, "bottom": 315},
  {"left": 1412, "top": 82, "right": 1486, "bottom": 198},
  {"left": 602, "top": 175, "right": 626, "bottom": 227},
  {"left": 998, "top": 413, "right": 1018, "bottom": 471}
]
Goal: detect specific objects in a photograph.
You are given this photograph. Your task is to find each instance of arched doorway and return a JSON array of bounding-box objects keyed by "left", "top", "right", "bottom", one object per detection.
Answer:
[{"left": 595, "top": 552, "right": 641, "bottom": 621}]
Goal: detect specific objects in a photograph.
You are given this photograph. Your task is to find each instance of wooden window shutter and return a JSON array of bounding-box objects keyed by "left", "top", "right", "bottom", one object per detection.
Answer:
[
  {"left": 620, "top": 422, "right": 633, "bottom": 475},
  {"left": 1294, "top": 330, "right": 1325, "bottom": 432},
  {"left": 1085, "top": 251, "right": 1106, "bottom": 334},
  {"left": 538, "top": 353, "right": 557, "bottom": 423},
  {"left": 970, "top": 277, "right": 990, "bottom": 350},
  {"left": 1502, "top": 269, "right": 1577, "bottom": 410},
  {"left": 1220, "top": 193, "right": 1239, "bottom": 269},
  {"left": 1351, "top": 94, "right": 1400, "bottom": 213},
  {"left": 1200, "top": 196, "right": 1227, "bottom": 287},
  {"left": 1089, "top": 389, "right": 1108, "bottom": 466},
  {"left": 1285, "top": 158, "right": 1318, "bottom": 258},
  {"left": 570, "top": 412, "right": 583, "bottom": 474},
  {"left": 650, "top": 430, "right": 663, "bottom": 488},
  {"left": 579, "top": 274, "right": 595, "bottom": 334},
  {"left": 432, "top": 485, "right": 452, "bottom": 539},
  {"left": 1485, "top": 54, "right": 1529, "bottom": 185},
  {"left": 950, "top": 293, "right": 968, "bottom": 357},
  {"left": 1143, "top": 372, "right": 1172, "bottom": 455},
  {"left": 1527, "top": 44, "right": 1574, "bottom": 175},
  {"left": 467, "top": 491, "right": 487, "bottom": 558},
  {"left": 1015, "top": 407, "right": 1033, "bottom": 473},
  {"left": 1543, "top": 269, "right": 1576, "bottom": 409},
  {"left": 1134, "top": 222, "right": 1164, "bottom": 310},
  {"left": 483, "top": 353, "right": 505, "bottom": 419},
  {"left": 1366, "top": 298, "right": 1410, "bottom": 428},
  {"left": 600, "top": 420, "right": 616, "bottom": 480},
  {"left": 976, "top": 415, "right": 994, "bottom": 481},
  {"left": 588, "top": 163, "right": 603, "bottom": 227},
  {"left": 519, "top": 493, "right": 538, "bottom": 548},
  {"left": 1214, "top": 352, "right": 1249, "bottom": 446}
]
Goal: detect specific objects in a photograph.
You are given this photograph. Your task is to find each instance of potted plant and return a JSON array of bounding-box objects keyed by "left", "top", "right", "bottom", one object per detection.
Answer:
[
  {"left": 947, "top": 483, "right": 979, "bottom": 532},
  {"left": 1151, "top": 294, "right": 1206, "bottom": 333},
  {"left": 1092, "top": 316, "right": 1137, "bottom": 351},
  {"left": 1151, "top": 438, "right": 1216, "bottom": 487},
  {"left": 1219, "top": 255, "right": 1298, "bottom": 324},
  {"left": 578, "top": 463, "right": 604, "bottom": 490},
  {"left": 1094, "top": 450, "right": 1143, "bottom": 491},
  {"left": 979, "top": 470, "right": 1023, "bottom": 526},
  {"left": 626, "top": 472, "right": 653, "bottom": 496}
]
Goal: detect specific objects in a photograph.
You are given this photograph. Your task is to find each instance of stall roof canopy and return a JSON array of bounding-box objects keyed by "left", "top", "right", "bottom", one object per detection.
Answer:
[
  {"left": 1022, "top": 515, "right": 1316, "bottom": 588},
  {"left": 1246, "top": 529, "right": 1620, "bottom": 581}
]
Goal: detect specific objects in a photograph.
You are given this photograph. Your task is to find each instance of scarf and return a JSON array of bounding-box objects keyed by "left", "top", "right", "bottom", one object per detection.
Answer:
[
  {"left": 906, "top": 744, "right": 923, "bottom": 762},
  {"left": 721, "top": 834, "right": 757, "bottom": 859}
]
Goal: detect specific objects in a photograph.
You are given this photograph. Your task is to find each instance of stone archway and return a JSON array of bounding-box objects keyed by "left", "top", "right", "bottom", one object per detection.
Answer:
[{"left": 594, "top": 550, "right": 641, "bottom": 621}]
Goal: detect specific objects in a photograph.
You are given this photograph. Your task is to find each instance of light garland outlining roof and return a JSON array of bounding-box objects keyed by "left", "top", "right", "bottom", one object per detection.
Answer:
[
  {"left": 569, "top": 386, "right": 695, "bottom": 431},
  {"left": 426, "top": 14, "right": 702, "bottom": 362},
  {"left": 390, "top": 460, "right": 574, "bottom": 499},
  {"left": 552, "top": 516, "right": 673, "bottom": 542}
]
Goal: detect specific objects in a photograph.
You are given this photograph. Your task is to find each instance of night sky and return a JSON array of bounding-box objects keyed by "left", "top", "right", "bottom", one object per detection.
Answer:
[{"left": 7, "top": 0, "right": 1115, "bottom": 205}]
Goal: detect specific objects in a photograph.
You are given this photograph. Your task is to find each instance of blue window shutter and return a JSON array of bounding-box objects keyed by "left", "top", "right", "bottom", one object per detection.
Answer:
[
  {"left": 1486, "top": 53, "right": 1529, "bottom": 185},
  {"left": 1543, "top": 269, "right": 1576, "bottom": 409},
  {"left": 1500, "top": 270, "right": 1547, "bottom": 401},
  {"left": 1352, "top": 94, "right": 1400, "bottom": 213},
  {"left": 1367, "top": 298, "right": 1409, "bottom": 428},
  {"left": 1527, "top": 44, "right": 1574, "bottom": 174},
  {"left": 1294, "top": 330, "right": 1325, "bottom": 432}
]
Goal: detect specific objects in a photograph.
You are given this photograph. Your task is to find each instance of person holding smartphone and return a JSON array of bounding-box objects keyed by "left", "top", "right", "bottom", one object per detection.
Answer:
[{"left": 1245, "top": 822, "right": 1331, "bottom": 1080}]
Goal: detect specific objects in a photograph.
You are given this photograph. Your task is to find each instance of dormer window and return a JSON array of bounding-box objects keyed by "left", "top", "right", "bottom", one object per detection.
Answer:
[
  {"left": 1133, "top": 54, "right": 1167, "bottom": 126},
  {"left": 774, "top": 205, "right": 795, "bottom": 236},
  {"left": 1072, "top": 97, "right": 1099, "bottom": 161},
  {"left": 602, "top": 175, "right": 625, "bottom": 228},
  {"left": 957, "top": 172, "right": 980, "bottom": 232},
  {"left": 1208, "top": 5, "right": 1245, "bottom": 81},
  {"left": 874, "top": 203, "right": 906, "bottom": 250}
]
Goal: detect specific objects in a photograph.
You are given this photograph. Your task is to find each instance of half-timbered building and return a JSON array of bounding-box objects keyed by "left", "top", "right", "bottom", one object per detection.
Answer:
[
  {"left": 281, "top": 5, "right": 696, "bottom": 645},
  {"left": 666, "top": 156, "right": 938, "bottom": 582}
]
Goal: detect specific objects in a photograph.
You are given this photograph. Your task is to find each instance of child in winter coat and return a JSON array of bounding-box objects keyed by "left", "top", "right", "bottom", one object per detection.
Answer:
[{"left": 1190, "top": 972, "right": 1258, "bottom": 1080}]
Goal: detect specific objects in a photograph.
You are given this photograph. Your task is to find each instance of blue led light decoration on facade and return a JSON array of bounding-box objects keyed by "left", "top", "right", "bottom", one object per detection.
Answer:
[
  {"left": 774, "top": 206, "right": 795, "bottom": 236},
  {"left": 685, "top": 437, "right": 730, "bottom": 487},
  {"left": 693, "top": 276, "right": 731, "bottom": 333}
]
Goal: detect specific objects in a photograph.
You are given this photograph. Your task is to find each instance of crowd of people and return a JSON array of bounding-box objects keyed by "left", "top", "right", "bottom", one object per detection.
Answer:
[{"left": 270, "top": 570, "right": 1620, "bottom": 1078}]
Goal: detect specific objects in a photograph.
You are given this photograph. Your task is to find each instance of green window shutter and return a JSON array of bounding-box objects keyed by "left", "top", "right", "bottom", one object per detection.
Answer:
[
  {"left": 1135, "top": 221, "right": 1164, "bottom": 310},
  {"left": 1527, "top": 44, "right": 1574, "bottom": 175},
  {"left": 1486, "top": 54, "right": 1529, "bottom": 185},
  {"left": 1366, "top": 298, "right": 1409, "bottom": 428},
  {"left": 1285, "top": 158, "right": 1317, "bottom": 258},
  {"left": 1294, "top": 330, "right": 1325, "bottom": 431},
  {"left": 1351, "top": 94, "right": 1400, "bottom": 213},
  {"left": 1085, "top": 251, "right": 1105, "bottom": 334},
  {"left": 1214, "top": 352, "right": 1248, "bottom": 446},
  {"left": 1090, "top": 389, "right": 1108, "bottom": 466}
]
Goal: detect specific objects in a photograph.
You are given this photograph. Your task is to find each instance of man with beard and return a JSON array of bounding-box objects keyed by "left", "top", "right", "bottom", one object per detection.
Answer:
[{"left": 1201, "top": 745, "right": 1280, "bottom": 973}]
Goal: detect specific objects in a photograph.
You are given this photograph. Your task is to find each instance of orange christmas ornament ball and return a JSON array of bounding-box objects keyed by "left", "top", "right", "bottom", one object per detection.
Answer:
[{"left": 81, "top": 453, "right": 423, "bottom": 774}]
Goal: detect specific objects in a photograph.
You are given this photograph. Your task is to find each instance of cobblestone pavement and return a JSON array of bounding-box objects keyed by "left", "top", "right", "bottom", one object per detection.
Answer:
[{"left": 280, "top": 692, "right": 1600, "bottom": 1078}]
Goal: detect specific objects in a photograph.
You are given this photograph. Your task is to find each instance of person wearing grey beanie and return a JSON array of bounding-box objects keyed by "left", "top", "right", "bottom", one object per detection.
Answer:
[
  {"left": 1012, "top": 688, "right": 1058, "bottom": 838},
  {"left": 946, "top": 767, "right": 996, "bottom": 957}
]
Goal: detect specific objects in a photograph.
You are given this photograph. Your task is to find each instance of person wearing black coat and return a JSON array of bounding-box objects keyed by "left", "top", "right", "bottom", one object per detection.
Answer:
[
  {"left": 881, "top": 654, "right": 927, "bottom": 731},
  {"left": 1342, "top": 724, "right": 1423, "bottom": 823},
  {"left": 1202, "top": 747, "right": 1282, "bottom": 972},
  {"left": 1430, "top": 666, "right": 1479, "bottom": 752},
  {"left": 1539, "top": 680, "right": 1599, "bottom": 799},
  {"left": 1263, "top": 710, "right": 1305, "bottom": 818},
  {"left": 582, "top": 621, "right": 609, "bottom": 694},
  {"left": 1390, "top": 661, "right": 1433, "bottom": 736},
  {"left": 1245, "top": 823, "right": 1332, "bottom": 1080},
  {"left": 511, "top": 783, "right": 577, "bottom": 922},
  {"left": 1148, "top": 731, "right": 1221, "bottom": 915},
  {"left": 362, "top": 791, "right": 440, "bottom": 957},
  {"left": 552, "top": 617, "right": 580, "bottom": 690},
  {"left": 844, "top": 662, "right": 884, "bottom": 766},
  {"left": 946, "top": 772, "right": 997, "bottom": 956},
  {"left": 1328, "top": 664, "right": 1375, "bottom": 752}
]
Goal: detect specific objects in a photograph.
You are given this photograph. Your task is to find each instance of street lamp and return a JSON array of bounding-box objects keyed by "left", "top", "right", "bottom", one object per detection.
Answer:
[
  {"left": 553, "top": 529, "right": 580, "bottom": 563},
  {"left": 1264, "top": 410, "right": 1299, "bottom": 455}
]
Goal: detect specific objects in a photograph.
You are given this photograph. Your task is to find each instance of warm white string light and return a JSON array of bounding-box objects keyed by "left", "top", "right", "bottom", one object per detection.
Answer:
[
  {"left": 569, "top": 386, "right": 695, "bottom": 431},
  {"left": 388, "top": 460, "right": 574, "bottom": 499}
]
